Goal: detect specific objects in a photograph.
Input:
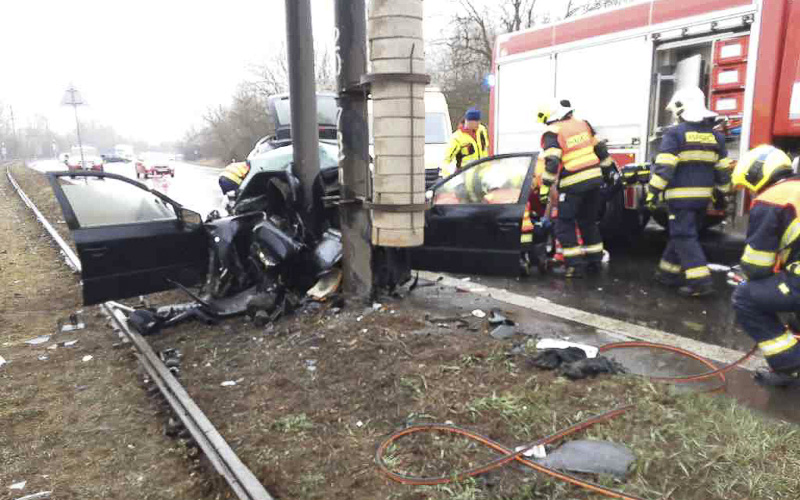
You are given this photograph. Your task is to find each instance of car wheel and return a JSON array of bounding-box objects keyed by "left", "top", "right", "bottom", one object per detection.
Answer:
[{"left": 600, "top": 187, "right": 650, "bottom": 243}]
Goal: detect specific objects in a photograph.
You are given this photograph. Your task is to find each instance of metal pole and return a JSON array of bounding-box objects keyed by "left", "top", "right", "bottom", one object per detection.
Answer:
[
  {"left": 285, "top": 0, "right": 320, "bottom": 217},
  {"left": 335, "top": 0, "right": 373, "bottom": 296},
  {"left": 71, "top": 90, "right": 86, "bottom": 168}
]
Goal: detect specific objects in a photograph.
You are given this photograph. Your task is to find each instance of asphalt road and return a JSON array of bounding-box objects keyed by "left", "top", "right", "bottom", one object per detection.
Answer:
[{"left": 28, "top": 159, "right": 751, "bottom": 352}]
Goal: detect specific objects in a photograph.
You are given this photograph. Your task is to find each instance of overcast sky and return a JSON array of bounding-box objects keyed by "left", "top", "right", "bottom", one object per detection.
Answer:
[{"left": 0, "top": 0, "right": 565, "bottom": 144}]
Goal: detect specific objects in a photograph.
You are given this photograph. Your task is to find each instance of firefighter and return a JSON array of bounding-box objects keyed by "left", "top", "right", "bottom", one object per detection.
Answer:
[
  {"left": 647, "top": 87, "right": 732, "bottom": 297},
  {"left": 441, "top": 108, "right": 490, "bottom": 178},
  {"left": 538, "top": 99, "right": 616, "bottom": 278},
  {"left": 219, "top": 159, "right": 250, "bottom": 196},
  {"left": 730, "top": 145, "right": 800, "bottom": 385}
]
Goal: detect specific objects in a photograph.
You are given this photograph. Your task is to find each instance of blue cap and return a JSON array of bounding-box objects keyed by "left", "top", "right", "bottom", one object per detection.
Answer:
[{"left": 465, "top": 108, "right": 481, "bottom": 121}]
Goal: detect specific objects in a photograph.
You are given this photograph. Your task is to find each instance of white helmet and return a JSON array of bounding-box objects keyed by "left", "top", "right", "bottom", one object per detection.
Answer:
[
  {"left": 667, "top": 86, "right": 717, "bottom": 123},
  {"left": 537, "top": 99, "right": 574, "bottom": 125}
]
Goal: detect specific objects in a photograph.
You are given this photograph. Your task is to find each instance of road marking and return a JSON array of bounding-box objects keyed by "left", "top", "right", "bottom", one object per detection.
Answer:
[{"left": 418, "top": 271, "right": 766, "bottom": 371}]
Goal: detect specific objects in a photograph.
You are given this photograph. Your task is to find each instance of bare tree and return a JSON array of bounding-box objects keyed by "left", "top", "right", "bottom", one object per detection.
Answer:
[{"left": 246, "top": 44, "right": 336, "bottom": 99}]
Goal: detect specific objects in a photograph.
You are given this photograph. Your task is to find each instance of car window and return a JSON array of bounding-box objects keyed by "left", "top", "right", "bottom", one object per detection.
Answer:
[
  {"left": 61, "top": 178, "right": 176, "bottom": 228},
  {"left": 433, "top": 156, "right": 531, "bottom": 205},
  {"left": 274, "top": 95, "right": 338, "bottom": 127}
]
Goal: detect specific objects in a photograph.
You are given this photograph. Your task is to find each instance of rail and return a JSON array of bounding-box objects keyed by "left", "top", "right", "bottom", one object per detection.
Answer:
[{"left": 5, "top": 164, "right": 274, "bottom": 500}]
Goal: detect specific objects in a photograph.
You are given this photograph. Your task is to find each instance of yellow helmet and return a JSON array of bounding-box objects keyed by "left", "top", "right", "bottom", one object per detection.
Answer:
[{"left": 733, "top": 145, "right": 793, "bottom": 193}]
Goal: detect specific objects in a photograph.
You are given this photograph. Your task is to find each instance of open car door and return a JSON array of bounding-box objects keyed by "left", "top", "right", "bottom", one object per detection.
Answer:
[
  {"left": 47, "top": 172, "right": 208, "bottom": 305},
  {"left": 410, "top": 153, "right": 537, "bottom": 276}
]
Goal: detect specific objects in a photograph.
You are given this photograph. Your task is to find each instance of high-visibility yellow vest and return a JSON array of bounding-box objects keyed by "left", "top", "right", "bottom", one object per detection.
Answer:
[
  {"left": 442, "top": 124, "right": 490, "bottom": 177},
  {"left": 221, "top": 162, "right": 250, "bottom": 185}
]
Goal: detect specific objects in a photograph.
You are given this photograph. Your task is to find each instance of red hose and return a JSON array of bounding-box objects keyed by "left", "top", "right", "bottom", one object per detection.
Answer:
[{"left": 376, "top": 406, "right": 644, "bottom": 499}]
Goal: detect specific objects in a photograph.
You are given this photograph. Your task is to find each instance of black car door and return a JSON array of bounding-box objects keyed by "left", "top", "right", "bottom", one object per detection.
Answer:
[
  {"left": 410, "top": 153, "right": 536, "bottom": 276},
  {"left": 47, "top": 172, "right": 208, "bottom": 305}
]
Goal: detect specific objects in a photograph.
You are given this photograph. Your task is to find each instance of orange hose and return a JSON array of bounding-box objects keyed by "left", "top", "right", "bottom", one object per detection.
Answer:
[
  {"left": 598, "top": 341, "right": 757, "bottom": 385},
  {"left": 378, "top": 342, "right": 760, "bottom": 498},
  {"left": 376, "top": 406, "right": 645, "bottom": 500}
]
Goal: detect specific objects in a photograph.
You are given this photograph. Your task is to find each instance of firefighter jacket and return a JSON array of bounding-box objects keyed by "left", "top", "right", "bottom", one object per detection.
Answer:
[
  {"left": 442, "top": 124, "right": 489, "bottom": 176},
  {"left": 739, "top": 177, "right": 800, "bottom": 280},
  {"left": 649, "top": 121, "right": 732, "bottom": 209},
  {"left": 221, "top": 161, "right": 250, "bottom": 186},
  {"left": 540, "top": 117, "right": 613, "bottom": 193}
]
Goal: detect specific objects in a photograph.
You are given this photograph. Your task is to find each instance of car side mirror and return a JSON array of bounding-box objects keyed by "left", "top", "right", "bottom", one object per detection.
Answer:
[{"left": 179, "top": 207, "right": 202, "bottom": 225}]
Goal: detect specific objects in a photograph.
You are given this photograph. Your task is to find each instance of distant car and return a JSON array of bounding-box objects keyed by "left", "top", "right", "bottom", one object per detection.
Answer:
[
  {"left": 65, "top": 146, "right": 104, "bottom": 172},
  {"left": 136, "top": 153, "right": 175, "bottom": 179}
]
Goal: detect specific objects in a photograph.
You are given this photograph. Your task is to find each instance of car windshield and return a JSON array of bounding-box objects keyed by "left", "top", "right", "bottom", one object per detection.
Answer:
[{"left": 273, "top": 95, "right": 338, "bottom": 128}]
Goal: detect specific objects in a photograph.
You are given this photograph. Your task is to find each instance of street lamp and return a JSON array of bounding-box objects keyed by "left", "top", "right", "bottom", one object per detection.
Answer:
[{"left": 61, "top": 85, "right": 86, "bottom": 168}]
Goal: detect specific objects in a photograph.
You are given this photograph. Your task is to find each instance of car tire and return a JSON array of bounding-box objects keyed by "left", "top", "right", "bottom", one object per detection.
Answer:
[{"left": 600, "top": 187, "right": 650, "bottom": 243}]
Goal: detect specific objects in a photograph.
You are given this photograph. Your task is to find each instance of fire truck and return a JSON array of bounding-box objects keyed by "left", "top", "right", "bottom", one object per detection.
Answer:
[{"left": 489, "top": 0, "right": 800, "bottom": 237}]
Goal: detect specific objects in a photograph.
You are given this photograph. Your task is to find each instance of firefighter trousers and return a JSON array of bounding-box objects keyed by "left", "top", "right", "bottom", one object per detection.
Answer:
[
  {"left": 219, "top": 177, "right": 239, "bottom": 195},
  {"left": 732, "top": 272, "right": 800, "bottom": 373},
  {"left": 555, "top": 188, "right": 604, "bottom": 268},
  {"left": 658, "top": 208, "right": 711, "bottom": 284}
]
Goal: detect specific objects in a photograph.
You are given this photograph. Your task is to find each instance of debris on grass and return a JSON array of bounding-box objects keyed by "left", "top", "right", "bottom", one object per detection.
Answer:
[
  {"left": 81, "top": 355, "right": 93, "bottom": 362},
  {"left": 471, "top": 309, "right": 486, "bottom": 319},
  {"left": 536, "top": 440, "right": 636, "bottom": 478},
  {"left": 307, "top": 268, "right": 343, "bottom": 301},
  {"left": 9, "top": 481, "right": 27, "bottom": 490},
  {"left": 490, "top": 325, "right": 516, "bottom": 340},
  {"left": 536, "top": 338, "right": 598, "bottom": 358},
  {"left": 0, "top": 355, "right": 6, "bottom": 368},
  {"left": 14, "top": 492, "right": 53, "bottom": 500},
  {"left": 25, "top": 335, "right": 50, "bottom": 346}
]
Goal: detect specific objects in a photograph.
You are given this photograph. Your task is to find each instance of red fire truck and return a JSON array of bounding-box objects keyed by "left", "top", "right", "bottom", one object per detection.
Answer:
[{"left": 489, "top": 0, "right": 800, "bottom": 237}]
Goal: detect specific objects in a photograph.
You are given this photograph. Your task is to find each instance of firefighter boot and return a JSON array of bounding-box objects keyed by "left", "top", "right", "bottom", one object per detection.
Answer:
[
  {"left": 654, "top": 270, "right": 683, "bottom": 288},
  {"left": 754, "top": 369, "right": 800, "bottom": 388},
  {"left": 678, "top": 280, "right": 714, "bottom": 298},
  {"left": 553, "top": 264, "right": 585, "bottom": 279}
]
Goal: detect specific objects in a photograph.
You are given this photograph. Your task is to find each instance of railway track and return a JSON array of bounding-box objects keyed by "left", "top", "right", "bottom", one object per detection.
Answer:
[{"left": 6, "top": 164, "right": 274, "bottom": 500}]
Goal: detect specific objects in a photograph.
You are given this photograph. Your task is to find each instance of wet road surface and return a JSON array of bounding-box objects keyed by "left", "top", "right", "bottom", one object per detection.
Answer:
[{"left": 465, "top": 226, "right": 752, "bottom": 352}]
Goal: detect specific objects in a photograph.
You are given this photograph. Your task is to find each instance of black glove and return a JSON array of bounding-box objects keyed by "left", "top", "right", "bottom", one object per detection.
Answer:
[{"left": 712, "top": 189, "right": 727, "bottom": 211}]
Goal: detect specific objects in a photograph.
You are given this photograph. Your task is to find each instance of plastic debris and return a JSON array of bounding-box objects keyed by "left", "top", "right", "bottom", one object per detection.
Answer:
[
  {"left": 535, "top": 440, "right": 635, "bottom": 479},
  {"left": 305, "top": 360, "right": 318, "bottom": 372},
  {"left": 536, "top": 339, "right": 598, "bottom": 358},
  {"left": 356, "top": 316, "right": 364, "bottom": 322},
  {"left": 529, "top": 347, "right": 587, "bottom": 370},
  {"left": 490, "top": 325, "right": 516, "bottom": 340},
  {"left": 15, "top": 492, "right": 52, "bottom": 500},
  {"left": 221, "top": 381, "right": 237, "bottom": 387},
  {"left": 372, "top": 302, "right": 383, "bottom": 311},
  {"left": 708, "top": 263, "right": 732, "bottom": 273},
  {"left": 356, "top": 420, "right": 364, "bottom": 428},
  {"left": 0, "top": 355, "right": 6, "bottom": 368},
  {"left": 560, "top": 357, "right": 627, "bottom": 380},
  {"left": 471, "top": 309, "right": 486, "bottom": 319},
  {"left": 25, "top": 336, "right": 50, "bottom": 346},
  {"left": 307, "top": 268, "right": 343, "bottom": 301},
  {"left": 81, "top": 355, "right": 93, "bottom": 362},
  {"left": 38, "top": 356, "right": 49, "bottom": 361},
  {"left": 9, "top": 481, "right": 27, "bottom": 490},
  {"left": 488, "top": 311, "right": 515, "bottom": 326},
  {"left": 63, "top": 340, "right": 78, "bottom": 348},
  {"left": 515, "top": 444, "right": 547, "bottom": 459}
]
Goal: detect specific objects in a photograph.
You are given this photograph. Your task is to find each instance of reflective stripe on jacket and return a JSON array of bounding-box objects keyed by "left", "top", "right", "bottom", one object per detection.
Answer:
[
  {"left": 442, "top": 124, "right": 489, "bottom": 176},
  {"left": 541, "top": 117, "right": 604, "bottom": 192},
  {"left": 221, "top": 161, "right": 250, "bottom": 185},
  {"left": 740, "top": 178, "right": 800, "bottom": 280},
  {"left": 649, "top": 121, "right": 731, "bottom": 209}
]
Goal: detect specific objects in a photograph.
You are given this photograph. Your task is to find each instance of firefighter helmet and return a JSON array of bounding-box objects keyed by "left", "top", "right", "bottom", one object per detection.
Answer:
[
  {"left": 537, "top": 99, "right": 573, "bottom": 125},
  {"left": 666, "top": 87, "right": 716, "bottom": 123},
  {"left": 733, "top": 145, "right": 794, "bottom": 193}
]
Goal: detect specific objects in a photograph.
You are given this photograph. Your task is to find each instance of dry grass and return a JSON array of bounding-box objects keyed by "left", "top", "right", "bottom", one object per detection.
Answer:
[{"left": 1, "top": 164, "right": 212, "bottom": 499}]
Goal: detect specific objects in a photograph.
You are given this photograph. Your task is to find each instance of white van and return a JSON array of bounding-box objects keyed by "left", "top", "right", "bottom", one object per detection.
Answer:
[{"left": 369, "top": 87, "right": 453, "bottom": 187}]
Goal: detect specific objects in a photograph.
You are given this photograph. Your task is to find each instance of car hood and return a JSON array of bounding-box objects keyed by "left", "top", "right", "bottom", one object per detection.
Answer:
[{"left": 239, "top": 143, "right": 339, "bottom": 196}]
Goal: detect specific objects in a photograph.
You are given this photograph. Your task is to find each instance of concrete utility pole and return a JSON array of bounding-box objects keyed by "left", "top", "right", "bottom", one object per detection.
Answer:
[
  {"left": 61, "top": 85, "right": 86, "bottom": 168},
  {"left": 335, "top": 0, "right": 373, "bottom": 296},
  {"left": 284, "top": 0, "right": 321, "bottom": 218}
]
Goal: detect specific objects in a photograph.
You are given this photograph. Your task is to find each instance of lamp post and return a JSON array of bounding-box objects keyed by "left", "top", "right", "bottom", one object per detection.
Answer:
[{"left": 61, "top": 85, "right": 86, "bottom": 168}]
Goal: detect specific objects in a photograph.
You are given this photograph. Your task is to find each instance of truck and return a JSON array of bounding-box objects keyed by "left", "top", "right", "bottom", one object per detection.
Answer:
[{"left": 490, "top": 0, "right": 800, "bottom": 237}]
